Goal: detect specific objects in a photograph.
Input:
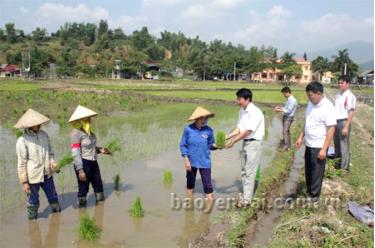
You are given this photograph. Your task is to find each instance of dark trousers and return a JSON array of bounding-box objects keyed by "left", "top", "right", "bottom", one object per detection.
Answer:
[
  {"left": 304, "top": 146, "right": 326, "bottom": 198},
  {"left": 282, "top": 116, "right": 294, "bottom": 148},
  {"left": 75, "top": 159, "right": 104, "bottom": 198},
  {"left": 186, "top": 167, "right": 213, "bottom": 194},
  {"left": 28, "top": 176, "right": 59, "bottom": 206},
  {"left": 334, "top": 119, "right": 351, "bottom": 170}
]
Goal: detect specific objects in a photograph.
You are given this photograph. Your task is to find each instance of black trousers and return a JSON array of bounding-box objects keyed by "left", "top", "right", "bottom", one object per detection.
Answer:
[
  {"left": 75, "top": 159, "right": 104, "bottom": 198},
  {"left": 305, "top": 146, "right": 326, "bottom": 198}
]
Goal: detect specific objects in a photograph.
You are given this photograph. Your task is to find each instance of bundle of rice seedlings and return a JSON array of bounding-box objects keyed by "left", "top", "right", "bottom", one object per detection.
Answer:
[
  {"left": 130, "top": 196, "right": 144, "bottom": 218},
  {"left": 56, "top": 154, "right": 74, "bottom": 171},
  {"left": 215, "top": 131, "right": 226, "bottom": 148},
  {"left": 106, "top": 139, "right": 121, "bottom": 154},
  {"left": 163, "top": 170, "right": 173, "bottom": 184},
  {"left": 114, "top": 173, "right": 121, "bottom": 191},
  {"left": 79, "top": 214, "right": 101, "bottom": 241}
]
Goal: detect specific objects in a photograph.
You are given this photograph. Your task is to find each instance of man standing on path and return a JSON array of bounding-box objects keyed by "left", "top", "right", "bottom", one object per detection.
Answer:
[
  {"left": 274, "top": 86, "right": 298, "bottom": 151},
  {"left": 295, "top": 82, "right": 336, "bottom": 202},
  {"left": 334, "top": 75, "right": 356, "bottom": 171},
  {"left": 225, "top": 88, "right": 265, "bottom": 208}
]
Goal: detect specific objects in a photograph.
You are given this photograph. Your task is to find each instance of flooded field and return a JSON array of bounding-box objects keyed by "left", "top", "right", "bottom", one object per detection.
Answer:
[{"left": 0, "top": 90, "right": 283, "bottom": 247}]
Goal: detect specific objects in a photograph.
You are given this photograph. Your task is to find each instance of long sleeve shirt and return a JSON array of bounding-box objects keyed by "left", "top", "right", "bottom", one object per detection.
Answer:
[
  {"left": 70, "top": 128, "right": 101, "bottom": 171},
  {"left": 179, "top": 124, "right": 215, "bottom": 168},
  {"left": 16, "top": 129, "right": 54, "bottom": 184},
  {"left": 283, "top": 95, "right": 298, "bottom": 117}
]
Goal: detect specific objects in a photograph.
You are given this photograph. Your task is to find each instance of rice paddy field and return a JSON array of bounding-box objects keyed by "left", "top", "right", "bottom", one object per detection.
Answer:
[{"left": 0, "top": 78, "right": 372, "bottom": 247}]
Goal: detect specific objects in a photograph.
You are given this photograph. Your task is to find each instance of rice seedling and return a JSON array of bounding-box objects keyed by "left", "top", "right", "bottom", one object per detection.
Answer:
[
  {"left": 215, "top": 131, "right": 226, "bottom": 148},
  {"left": 114, "top": 173, "right": 121, "bottom": 191},
  {"left": 56, "top": 154, "right": 74, "bottom": 171},
  {"left": 106, "top": 139, "right": 121, "bottom": 154},
  {"left": 130, "top": 196, "right": 144, "bottom": 218},
  {"left": 79, "top": 214, "right": 101, "bottom": 241},
  {"left": 163, "top": 170, "right": 173, "bottom": 184},
  {"left": 14, "top": 129, "right": 23, "bottom": 138}
]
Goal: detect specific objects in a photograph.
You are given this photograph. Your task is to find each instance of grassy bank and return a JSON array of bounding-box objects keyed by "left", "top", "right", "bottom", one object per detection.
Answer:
[{"left": 267, "top": 104, "right": 374, "bottom": 248}]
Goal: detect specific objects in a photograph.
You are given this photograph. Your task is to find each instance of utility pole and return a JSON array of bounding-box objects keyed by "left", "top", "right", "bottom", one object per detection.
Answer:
[
  {"left": 344, "top": 63, "right": 347, "bottom": 75},
  {"left": 233, "top": 62, "right": 236, "bottom": 82}
]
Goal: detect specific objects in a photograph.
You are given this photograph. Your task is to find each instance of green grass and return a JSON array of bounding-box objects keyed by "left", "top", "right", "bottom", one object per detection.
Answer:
[
  {"left": 79, "top": 214, "right": 101, "bottom": 241},
  {"left": 142, "top": 90, "right": 307, "bottom": 104},
  {"left": 130, "top": 196, "right": 145, "bottom": 218},
  {"left": 56, "top": 154, "right": 74, "bottom": 171},
  {"left": 215, "top": 131, "right": 226, "bottom": 148},
  {"left": 0, "top": 80, "right": 43, "bottom": 91},
  {"left": 163, "top": 170, "right": 173, "bottom": 185}
]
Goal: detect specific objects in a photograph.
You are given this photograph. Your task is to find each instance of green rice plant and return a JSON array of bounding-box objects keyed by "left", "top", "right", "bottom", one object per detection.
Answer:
[
  {"left": 130, "top": 196, "right": 144, "bottom": 218},
  {"left": 114, "top": 173, "right": 121, "bottom": 191},
  {"left": 57, "top": 154, "right": 74, "bottom": 170},
  {"left": 106, "top": 139, "right": 121, "bottom": 154},
  {"left": 163, "top": 170, "right": 173, "bottom": 184},
  {"left": 215, "top": 131, "right": 226, "bottom": 148},
  {"left": 79, "top": 214, "right": 101, "bottom": 241},
  {"left": 15, "top": 129, "right": 23, "bottom": 138}
]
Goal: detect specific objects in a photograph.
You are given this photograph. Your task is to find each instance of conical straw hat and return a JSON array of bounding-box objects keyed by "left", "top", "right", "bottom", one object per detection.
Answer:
[
  {"left": 188, "top": 106, "right": 215, "bottom": 121},
  {"left": 14, "top": 109, "right": 50, "bottom": 129},
  {"left": 68, "top": 105, "right": 98, "bottom": 123}
]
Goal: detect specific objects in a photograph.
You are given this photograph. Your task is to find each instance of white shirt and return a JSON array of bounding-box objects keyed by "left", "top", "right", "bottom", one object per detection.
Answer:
[
  {"left": 237, "top": 103, "right": 265, "bottom": 141},
  {"left": 335, "top": 89, "right": 356, "bottom": 120},
  {"left": 304, "top": 97, "right": 337, "bottom": 148},
  {"left": 283, "top": 95, "right": 298, "bottom": 117}
]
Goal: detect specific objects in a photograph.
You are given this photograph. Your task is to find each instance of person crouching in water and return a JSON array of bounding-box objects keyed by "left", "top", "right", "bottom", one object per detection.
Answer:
[
  {"left": 68, "top": 105, "right": 110, "bottom": 207},
  {"left": 180, "top": 106, "right": 219, "bottom": 203},
  {"left": 15, "top": 109, "right": 61, "bottom": 220}
]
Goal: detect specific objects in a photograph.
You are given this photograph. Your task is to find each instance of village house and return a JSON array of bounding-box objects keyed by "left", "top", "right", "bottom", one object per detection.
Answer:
[
  {"left": 251, "top": 58, "right": 313, "bottom": 84},
  {"left": 0, "top": 64, "right": 21, "bottom": 78}
]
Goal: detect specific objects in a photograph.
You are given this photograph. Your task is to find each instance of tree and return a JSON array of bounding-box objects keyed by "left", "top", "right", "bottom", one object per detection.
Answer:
[
  {"left": 6, "top": 51, "right": 22, "bottom": 64},
  {"left": 279, "top": 52, "right": 302, "bottom": 83},
  {"left": 31, "top": 27, "right": 47, "bottom": 42},
  {"left": 5, "top": 23, "right": 16, "bottom": 43},
  {"left": 98, "top": 20, "right": 108, "bottom": 37},
  {"left": 0, "top": 28, "right": 6, "bottom": 41},
  {"left": 331, "top": 49, "right": 359, "bottom": 78}
]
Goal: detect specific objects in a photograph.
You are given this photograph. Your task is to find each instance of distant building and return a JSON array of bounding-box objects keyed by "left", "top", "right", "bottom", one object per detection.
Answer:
[
  {"left": 0, "top": 64, "right": 21, "bottom": 78},
  {"left": 251, "top": 58, "right": 313, "bottom": 84}
]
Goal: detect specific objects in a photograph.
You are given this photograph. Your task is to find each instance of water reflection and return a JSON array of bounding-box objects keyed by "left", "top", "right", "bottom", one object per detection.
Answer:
[{"left": 28, "top": 213, "right": 61, "bottom": 248}]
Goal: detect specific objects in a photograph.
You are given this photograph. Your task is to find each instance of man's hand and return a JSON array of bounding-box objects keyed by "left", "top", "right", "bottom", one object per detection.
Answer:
[
  {"left": 342, "top": 126, "right": 349, "bottom": 136},
  {"left": 78, "top": 169, "right": 87, "bottom": 181},
  {"left": 22, "top": 183, "right": 30, "bottom": 193},
  {"left": 225, "top": 139, "right": 235, "bottom": 149},
  {"left": 274, "top": 106, "right": 282, "bottom": 112},
  {"left": 295, "top": 137, "right": 303, "bottom": 149},
  {"left": 317, "top": 149, "right": 327, "bottom": 160}
]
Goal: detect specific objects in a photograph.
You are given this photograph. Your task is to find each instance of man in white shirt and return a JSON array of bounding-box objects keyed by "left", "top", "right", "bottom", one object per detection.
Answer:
[
  {"left": 295, "top": 82, "right": 336, "bottom": 202},
  {"left": 226, "top": 88, "right": 265, "bottom": 208},
  {"left": 334, "top": 75, "right": 356, "bottom": 171},
  {"left": 274, "top": 86, "right": 298, "bottom": 151}
]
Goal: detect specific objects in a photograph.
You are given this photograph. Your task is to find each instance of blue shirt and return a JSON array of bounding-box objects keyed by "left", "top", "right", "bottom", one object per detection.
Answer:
[{"left": 179, "top": 124, "right": 215, "bottom": 168}]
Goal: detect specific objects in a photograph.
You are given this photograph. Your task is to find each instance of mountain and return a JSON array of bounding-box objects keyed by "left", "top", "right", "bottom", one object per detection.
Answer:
[
  {"left": 359, "top": 60, "right": 374, "bottom": 72},
  {"left": 306, "top": 41, "right": 374, "bottom": 64}
]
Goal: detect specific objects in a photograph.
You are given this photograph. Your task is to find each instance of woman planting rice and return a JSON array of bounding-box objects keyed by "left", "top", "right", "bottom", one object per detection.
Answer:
[
  {"left": 179, "top": 106, "right": 219, "bottom": 202},
  {"left": 15, "top": 109, "right": 61, "bottom": 219},
  {"left": 68, "top": 105, "right": 111, "bottom": 207}
]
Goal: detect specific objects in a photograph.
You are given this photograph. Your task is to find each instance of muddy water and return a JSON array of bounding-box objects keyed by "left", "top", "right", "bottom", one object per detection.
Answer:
[
  {"left": 0, "top": 110, "right": 282, "bottom": 247},
  {"left": 248, "top": 146, "right": 305, "bottom": 248}
]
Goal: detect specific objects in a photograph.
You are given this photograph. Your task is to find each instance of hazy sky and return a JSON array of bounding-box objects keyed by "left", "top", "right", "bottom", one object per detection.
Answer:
[{"left": 1, "top": 0, "right": 373, "bottom": 53}]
